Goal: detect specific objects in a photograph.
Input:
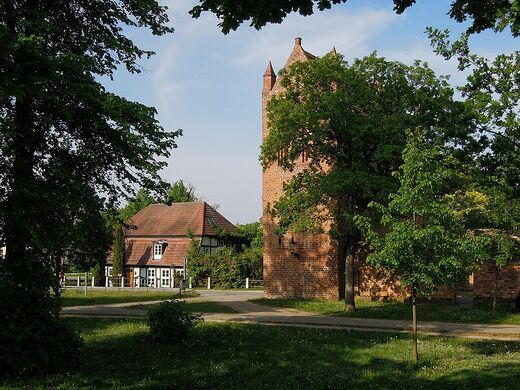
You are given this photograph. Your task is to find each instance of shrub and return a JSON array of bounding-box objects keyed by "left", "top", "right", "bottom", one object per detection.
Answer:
[
  {"left": 146, "top": 300, "right": 202, "bottom": 343},
  {"left": 0, "top": 316, "right": 83, "bottom": 378}
]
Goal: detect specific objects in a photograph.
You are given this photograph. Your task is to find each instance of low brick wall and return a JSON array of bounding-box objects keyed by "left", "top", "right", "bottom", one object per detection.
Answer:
[{"left": 474, "top": 262, "right": 520, "bottom": 303}]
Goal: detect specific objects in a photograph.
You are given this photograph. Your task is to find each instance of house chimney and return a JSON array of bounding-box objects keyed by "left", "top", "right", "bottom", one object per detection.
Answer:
[{"left": 294, "top": 37, "right": 302, "bottom": 46}]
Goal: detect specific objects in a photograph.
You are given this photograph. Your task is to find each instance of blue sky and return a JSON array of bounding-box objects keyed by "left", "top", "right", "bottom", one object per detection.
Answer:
[{"left": 104, "top": 0, "right": 517, "bottom": 224}]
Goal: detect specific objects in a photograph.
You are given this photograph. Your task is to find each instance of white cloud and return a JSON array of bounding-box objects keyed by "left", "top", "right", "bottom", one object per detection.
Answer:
[{"left": 237, "top": 9, "right": 400, "bottom": 67}]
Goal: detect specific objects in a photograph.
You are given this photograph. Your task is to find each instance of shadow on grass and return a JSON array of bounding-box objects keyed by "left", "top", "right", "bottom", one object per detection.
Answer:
[
  {"left": 131, "top": 301, "right": 238, "bottom": 314},
  {"left": 4, "top": 320, "right": 520, "bottom": 389}
]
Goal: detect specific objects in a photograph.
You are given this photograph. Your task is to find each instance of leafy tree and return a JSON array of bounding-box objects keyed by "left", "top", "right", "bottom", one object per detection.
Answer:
[
  {"left": 190, "top": 0, "right": 519, "bottom": 36},
  {"left": 428, "top": 29, "right": 520, "bottom": 192},
  {"left": 451, "top": 188, "right": 520, "bottom": 313},
  {"left": 111, "top": 225, "right": 125, "bottom": 282},
  {"left": 428, "top": 30, "right": 520, "bottom": 313},
  {"left": 187, "top": 222, "right": 264, "bottom": 287},
  {"left": 356, "top": 129, "right": 488, "bottom": 362},
  {"left": 0, "top": 0, "right": 178, "bottom": 376},
  {"left": 165, "top": 180, "right": 198, "bottom": 204},
  {"left": 261, "top": 52, "right": 473, "bottom": 311},
  {"left": 119, "top": 188, "right": 156, "bottom": 221}
]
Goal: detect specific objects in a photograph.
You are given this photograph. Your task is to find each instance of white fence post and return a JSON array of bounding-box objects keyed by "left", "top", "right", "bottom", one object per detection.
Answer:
[
  {"left": 246, "top": 277, "right": 250, "bottom": 289},
  {"left": 77, "top": 276, "right": 80, "bottom": 288},
  {"left": 84, "top": 272, "right": 88, "bottom": 296},
  {"left": 189, "top": 277, "right": 192, "bottom": 289},
  {"left": 91, "top": 275, "right": 95, "bottom": 287},
  {"left": 121, "top": 276, "right": 124, "bottom": 288},
  {"left": 207, "top": 277, "right": 211, "bottom": 290},
  {"left": 105, "top": 276, "right": 109, "bottom": 288}
]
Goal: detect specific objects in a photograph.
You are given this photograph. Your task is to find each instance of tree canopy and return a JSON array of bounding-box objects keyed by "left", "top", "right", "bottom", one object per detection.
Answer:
[
  {"left": 356, "top": 129, "right": 488, "bottom": 362},
  {"left": 190, "top": 0, "right": 520, "bottom": 36},
  {"left": 165, "top": 180, "right": 198, "bottom": 204},
  {"left": 119, "top": 188, "right": 156, "bottom": 222},
  {"left": 0, "top": 0, "right": 178, "bottom": 376},
  {"left": 261, "top": 52, "right": 473, "bottom": 310}
]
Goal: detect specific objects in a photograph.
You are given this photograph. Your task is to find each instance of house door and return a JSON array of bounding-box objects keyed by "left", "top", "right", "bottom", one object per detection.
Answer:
[
  {"left": 129, "top": 269, "right": 134, "bottom": 287},
  {"left": 161, "top": 268, "right": 170, "bottom": 288},
  {"left": 147, "top": 268, "right": 156, "bottom": 288}
]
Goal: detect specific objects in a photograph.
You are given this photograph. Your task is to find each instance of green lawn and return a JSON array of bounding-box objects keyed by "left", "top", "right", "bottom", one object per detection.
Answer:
[
  {"left": 3, "top": 318, "right": 520, "bottom": 389},
  {"left": 130, "top": 300, "right": 238, "bottom": 314},
  {"left": 59, "top": 290, "right": 198, "bottom": 307},
  {"left": 252, "top": 297, "right": 520, "bottom": 325}
]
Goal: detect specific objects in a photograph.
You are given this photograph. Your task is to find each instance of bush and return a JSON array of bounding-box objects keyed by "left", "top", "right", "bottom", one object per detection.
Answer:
[
  {"left": 188, "top": 245, "right": 263, "bottom": 288},
  {"left": 0, "top": 316, "right": 83, "bottom": 378},
  {"left": 146, "top": 300, "right": 202, "bottom": 343}
]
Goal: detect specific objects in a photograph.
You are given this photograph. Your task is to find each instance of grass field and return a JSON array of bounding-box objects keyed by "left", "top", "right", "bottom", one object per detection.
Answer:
[
  {"left": 59, "top": 289, "right": 198, "bottom": 307},
  {"left": 130, "top": 300, "right": 238, "bottom": 313},
  {"left": 2, "top": 318, "right": 520, "bottom": 389},
  {"left": 252, "top": 297, "right": 520, "bottom": 325}
]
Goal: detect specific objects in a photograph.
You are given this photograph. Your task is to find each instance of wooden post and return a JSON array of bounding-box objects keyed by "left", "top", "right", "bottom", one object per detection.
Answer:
[
  {"left": 105, "top": 276, "right": 109, "bottom": 289},
  {"left": 121, "top": 276, "right": 124, "bottom": 288},
  {"left": 91, "top": 274, "right": 95, "bottom": 287},
  {"left": 207, "top": 277, "right": 211, "bottom": 290},
  {"left": 189, "top": 277, "right": 192, "bottom": 289},
  {"left": 84, "top": 272, "right": 87, "bottom": 296},
  {"left": 246, "top": 277, "right": 250, "bottom": 289},
  {"left": 77, "top": 276, "right": 80, "bottom": 289}
]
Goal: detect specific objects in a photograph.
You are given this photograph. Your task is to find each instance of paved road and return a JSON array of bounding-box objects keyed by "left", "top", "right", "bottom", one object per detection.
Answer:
[{"left": 61, "top": 289, "right": 520, "bottom": 341}]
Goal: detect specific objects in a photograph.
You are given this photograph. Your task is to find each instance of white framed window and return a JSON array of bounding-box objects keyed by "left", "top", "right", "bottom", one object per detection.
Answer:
[
  {"left": 153, "top": 243, "right": 163, "bottom": 260},
  {"left": 161, "top": 269, "right": 170, "bottom": 287},
  {"left": 147, "top": 268, "right": 156, "bottom": 287}
]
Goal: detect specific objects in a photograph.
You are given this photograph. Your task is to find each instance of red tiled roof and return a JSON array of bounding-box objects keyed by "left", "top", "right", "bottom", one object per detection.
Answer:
[
  {"left": 120, "top": 238, "right": 191, "bottom": 267},
  {"left": 125, "top": 202, "right": 237, "bottom": 237}
]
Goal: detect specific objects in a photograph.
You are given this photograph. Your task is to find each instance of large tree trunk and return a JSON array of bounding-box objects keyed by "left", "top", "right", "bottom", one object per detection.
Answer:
[{"left": 411, "top": 286, "right": 418, "bottom": 363}]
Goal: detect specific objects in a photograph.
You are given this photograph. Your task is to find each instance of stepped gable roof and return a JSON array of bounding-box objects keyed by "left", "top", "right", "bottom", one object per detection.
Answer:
[{"left": 125, "top": 202, "right": 237, "bottom": 237}]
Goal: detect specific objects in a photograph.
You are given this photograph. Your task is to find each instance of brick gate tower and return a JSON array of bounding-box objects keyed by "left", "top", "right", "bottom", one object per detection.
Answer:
[
  {"left": 261, "top": 38, "right": 406, "bottom": 300},
  {"left": 262, "top": 38, "right": 344, "bottom": 299}
]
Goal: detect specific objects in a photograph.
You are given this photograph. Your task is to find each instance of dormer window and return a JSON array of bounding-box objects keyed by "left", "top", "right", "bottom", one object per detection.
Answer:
[{"left": 153, "top": 241, "right": 165, "bottom": 260}]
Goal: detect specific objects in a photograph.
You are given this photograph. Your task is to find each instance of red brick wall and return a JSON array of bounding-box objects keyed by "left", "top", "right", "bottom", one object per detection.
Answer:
[{"left": 474, "top": 262, "right": 520, "bottom": 302}]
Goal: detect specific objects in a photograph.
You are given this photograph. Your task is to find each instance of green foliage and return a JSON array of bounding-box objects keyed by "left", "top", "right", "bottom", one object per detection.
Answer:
[
  {"left": 146, "top": 300, "right": 202, "bottom": 343},
  {"left": 119, "top": 188, "right": 156, "bottom": 222},
  {"left": 262, "top": 52, "right": 471, "bottom": 308},
  {"left": 0, "top": 0, "right": 178, "bottom": 377},
  {"left": 262, "top": 53, "right": 471, "bottom": 239},
  {"left": 165, "top": 180, "right": 198, "bottom": 204},
  {"left": 356, "top": 130, "right": 488, "bottom": 298},
  {"left": 191, "top": 0, "right": 519, "bottom": 36},
  {"left": 112, "top": 225, "right": 125, "bottom": 278},
  {"left": 428, "top": 28, "right": 520, "bottom": 195},
  {"left": 187, "top": 231, "right": 263, "bottom": 288},
  {"left": 0, "top": 316, "right": 83, "bottom": 378}
]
